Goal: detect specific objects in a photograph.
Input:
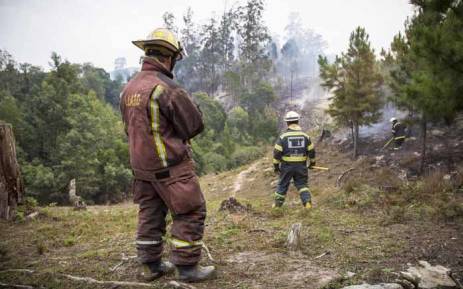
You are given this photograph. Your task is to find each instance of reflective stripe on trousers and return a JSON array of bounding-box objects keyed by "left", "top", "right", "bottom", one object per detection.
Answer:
[
  {"left": 170, "top": 238, "right": 203, "bottom": 248},
  {"left": 136, "top": 239, "right": 162, "bottom": 245}
]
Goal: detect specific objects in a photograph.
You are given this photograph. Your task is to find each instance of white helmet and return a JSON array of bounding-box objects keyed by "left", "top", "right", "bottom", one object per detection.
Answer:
[
  {"left": 389, "top": 117, "right": 397, "bottom": 123},
  {"left": 284, "top": 111, "right": 300, "bottom": 122}
]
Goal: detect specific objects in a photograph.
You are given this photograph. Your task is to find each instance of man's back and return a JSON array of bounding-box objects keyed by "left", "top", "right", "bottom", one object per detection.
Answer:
[
  {"left": 274, "top": 124, "right": 314, "bottom": 163},
  {"left": 120, "top": 57, "right": 204, "bottom": 172}
]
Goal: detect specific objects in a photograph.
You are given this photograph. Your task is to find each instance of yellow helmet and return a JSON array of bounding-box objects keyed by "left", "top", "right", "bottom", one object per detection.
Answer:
[{"left": 132, "top": 28, "right": 185, "bottom": 60}]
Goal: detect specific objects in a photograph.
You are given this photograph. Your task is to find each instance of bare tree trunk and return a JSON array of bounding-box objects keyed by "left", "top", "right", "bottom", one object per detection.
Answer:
[
  {"left": 420, "top": 118, "right": 427, "bottom": 174},
  {"left": 0, "top": 122, "right": 24, "bottom": 220},
  {"left": 353, "top": 122, "right": 359, "bottom": 159},
  {"left": 350, "top": 122, "right": 354, "bottom": 143}
]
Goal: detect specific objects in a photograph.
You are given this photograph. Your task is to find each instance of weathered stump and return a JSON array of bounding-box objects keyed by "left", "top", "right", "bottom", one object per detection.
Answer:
[
  {"left": 286, "top": 222, "right": 302, "bottom": 252},
  {"left": 0, "top": 122, "right": 24, "bottom": 220},
  {"left": 68, "top": 179, "right": 86, "bottom": 210}
]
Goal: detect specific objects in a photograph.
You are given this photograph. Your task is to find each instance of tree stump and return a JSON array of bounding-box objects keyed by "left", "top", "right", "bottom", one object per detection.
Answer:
[
  {"left": 286, "top": 222, "right": 302, "bottom": 252},
  {"left": 68, "top": 179, "right": 86, "bottom": 210},
  {"left": 0, "top": 122, "right": 24, "bottom": 220}
]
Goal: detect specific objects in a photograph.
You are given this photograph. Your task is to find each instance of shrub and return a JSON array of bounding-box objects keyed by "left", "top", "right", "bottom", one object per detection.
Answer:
[
  {"left": 228, "top": 146, "right": 264, "bottom": 168},
  {"left": 203, "top": 152, "right": 228, "bottom": 173},
  {"left": 15, "top": 196, "right": 39, "bottom": 221}
]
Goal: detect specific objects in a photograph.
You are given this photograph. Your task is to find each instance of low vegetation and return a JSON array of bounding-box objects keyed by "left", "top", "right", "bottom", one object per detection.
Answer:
[{"left": 1, "top": 144, "right": 462, "bottom": 288}]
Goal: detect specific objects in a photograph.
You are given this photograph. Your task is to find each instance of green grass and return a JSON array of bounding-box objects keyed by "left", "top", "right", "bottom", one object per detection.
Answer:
[{"left": 1, "top": 155, "right": 462, "bottom": 288}]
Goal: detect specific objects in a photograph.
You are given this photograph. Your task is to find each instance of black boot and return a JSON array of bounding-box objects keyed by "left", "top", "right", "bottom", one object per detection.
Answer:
[
  {"left": 140, "top": 260, "right": 175, "bottom": 281},
  {"left": 176, "top": 264, "right": 217, "bottom": 282}
]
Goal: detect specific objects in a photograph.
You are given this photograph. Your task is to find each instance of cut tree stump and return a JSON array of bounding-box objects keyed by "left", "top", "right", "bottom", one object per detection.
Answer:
[
  {"left": 286, "top": 223, "right": 302, "bottom": 252},
  {"left": 68, "top": 179, "right": 86, "bottom": 210},
  {"left": 0, "top": 122, "right": 24, "bottom": 220}
]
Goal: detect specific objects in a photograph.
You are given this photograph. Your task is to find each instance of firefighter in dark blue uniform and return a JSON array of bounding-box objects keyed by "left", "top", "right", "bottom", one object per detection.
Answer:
[
  {"left": 390, "top": 117, "right": 406, "bottom": 150},
  {"left": 273, "top": 111, "right": 316, "bottom": 209}
]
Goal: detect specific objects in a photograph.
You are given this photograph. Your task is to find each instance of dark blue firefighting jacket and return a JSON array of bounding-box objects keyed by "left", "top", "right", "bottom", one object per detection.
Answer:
[{"left": 273, "top": 124, "right": 315, "bottom": 164}]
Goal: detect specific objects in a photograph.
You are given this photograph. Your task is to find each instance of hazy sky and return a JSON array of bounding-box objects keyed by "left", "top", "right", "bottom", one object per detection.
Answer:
[{"left": 0, "top": 0, "right": 414, "bottom": 71}]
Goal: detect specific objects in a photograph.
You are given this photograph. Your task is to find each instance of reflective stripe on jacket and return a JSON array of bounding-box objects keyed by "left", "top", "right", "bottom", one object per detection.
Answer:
[
  {"left": 392, "top": 122, "right": 406, "bottom": 139},
  {"left": 120, "top": 57, "right": 204, "bottom": 173},
  {"left": 273, "top": 124, "right": 315, "bottom": 164}
]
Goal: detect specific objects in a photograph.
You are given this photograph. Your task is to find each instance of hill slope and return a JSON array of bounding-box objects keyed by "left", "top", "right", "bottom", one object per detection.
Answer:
[{"left": 1, "top": 141, "right": 462, "bottom": 289}]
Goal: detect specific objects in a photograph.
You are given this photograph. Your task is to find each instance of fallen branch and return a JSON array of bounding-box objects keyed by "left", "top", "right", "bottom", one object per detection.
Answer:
[
  {"left": 336, "top": 168, "right": 355, "bottom": 187},
  {"left": 110, "top": 253, "right": 137, "bottom": 272},
  {"left": 0, "top": 269, "right": 34, "bottom": 274},
  {"left": 167, "top": 281, "right": 198, "bottom": 289},
  {"left": 248, "top": 228, "right": 269, "bottom": 233},
  {"left": 202, "top": 243, "right": 215, "bottom": 262},
  {"left": 61, "top": 274, "right": 156, "bottom": 287},
  {"left": 0, "top": 282, "right": 35, "bottom": 289},
  {"left": 0, "top": 269, "right": 157, "bottom": 288},
  {"left": 314, "top": 251, "right": 331, "bottom": 259}
]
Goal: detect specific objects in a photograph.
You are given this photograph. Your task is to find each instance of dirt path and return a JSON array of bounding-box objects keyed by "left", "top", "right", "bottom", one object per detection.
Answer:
[{"left": 231, "top": 162, "right": 259, "bottom": 197}]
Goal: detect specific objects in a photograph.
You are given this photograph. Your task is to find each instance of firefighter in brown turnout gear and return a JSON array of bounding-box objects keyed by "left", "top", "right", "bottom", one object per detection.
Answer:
[
  {"left": 390, "top": 117, "right": 406, "bottom": 150},
  {"left": 120, "top": 28, "right": 216, "bottom": 282},
  {"left": 273, "top": 111, "right": 316, "bottom": 209}
]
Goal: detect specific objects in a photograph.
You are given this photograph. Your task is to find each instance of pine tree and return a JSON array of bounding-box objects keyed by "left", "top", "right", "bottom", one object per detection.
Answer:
[
  {"left": 319, "top": 27, "right": 383, "bottom": 158},
  {"left": 384, "top": 0, "right": 463, "bottom": 172}
]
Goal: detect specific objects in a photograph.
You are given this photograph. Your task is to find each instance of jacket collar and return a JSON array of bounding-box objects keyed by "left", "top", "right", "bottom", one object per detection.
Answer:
[
  {"left": 141, "top": 56, "right": 174, "bottom": 79},
  {"left": 288, "top": 124, "right": 302, "bottom": 131}
]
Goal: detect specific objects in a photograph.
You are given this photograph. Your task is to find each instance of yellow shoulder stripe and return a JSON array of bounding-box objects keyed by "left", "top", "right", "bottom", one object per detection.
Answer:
[{"left": 281, "top": 131, "right": 310, "bottom": 139}]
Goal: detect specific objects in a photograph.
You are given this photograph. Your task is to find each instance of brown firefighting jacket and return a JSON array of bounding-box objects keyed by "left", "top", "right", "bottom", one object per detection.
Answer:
[{"left": 120, "top": 57, "right": 204, "bottom": 176}]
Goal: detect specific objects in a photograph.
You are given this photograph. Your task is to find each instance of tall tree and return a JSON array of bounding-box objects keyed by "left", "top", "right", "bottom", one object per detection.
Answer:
[
  {"left": 198, "top": 17, "right": 221, "bottom": 95},
  {"left": 176, "top": 7, "right": 201, "bottom": 91},
  {"left": 162, "top": 12, "right": 178, "bottom": 33},
  {"left": 319, "top": 27, "right": 383, "bottom": 158},
  {"left": 218, "top": 7, "right": 238, "bottom": 72},
  {"left": 236, "top": 0, "right": 272, "bottom": 89}
]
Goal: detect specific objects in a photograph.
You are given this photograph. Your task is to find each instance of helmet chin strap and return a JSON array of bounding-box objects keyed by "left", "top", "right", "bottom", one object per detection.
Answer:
[
  {"left": 170, "top": 57, "right": 176, "bottom": 71},
  {"left": 170, "top": 53, "right": 179, "bottom": 71}
]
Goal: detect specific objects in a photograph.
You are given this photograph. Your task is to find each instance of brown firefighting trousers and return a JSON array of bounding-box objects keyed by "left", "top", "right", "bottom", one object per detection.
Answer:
[{"left": 132, "top": 158, "right": 206, "bottom": 266}]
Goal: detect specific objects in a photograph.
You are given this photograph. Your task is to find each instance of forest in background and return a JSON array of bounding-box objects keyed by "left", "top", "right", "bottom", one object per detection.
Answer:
[
  {"left": 0, "top": 0, "right": 462, "bottom": 205},
  {"left": 0, "top": 0, "right": 326, "bottom": 205}
]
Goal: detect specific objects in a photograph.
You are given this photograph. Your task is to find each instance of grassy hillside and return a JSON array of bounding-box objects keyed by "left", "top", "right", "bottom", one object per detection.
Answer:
[{"left": 1, "top": 141, "right": 462, "bottom": 288}]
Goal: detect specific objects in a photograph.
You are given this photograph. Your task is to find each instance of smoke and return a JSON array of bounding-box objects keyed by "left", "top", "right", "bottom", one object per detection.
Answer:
[
  {"left": 297, "top": 77, "right": 329, "bottom": 109},
  {"left": 360, "top": 103, "right": 407, "bottom": 140}
]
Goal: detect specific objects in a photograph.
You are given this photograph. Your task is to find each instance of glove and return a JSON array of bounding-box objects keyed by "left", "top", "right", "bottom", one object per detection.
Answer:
[
  {"left": 274, "top": 164, "right": 280, "bottom": 173},
  {"left": 308, "top": 160, "right": 316, "bottom": 169}
]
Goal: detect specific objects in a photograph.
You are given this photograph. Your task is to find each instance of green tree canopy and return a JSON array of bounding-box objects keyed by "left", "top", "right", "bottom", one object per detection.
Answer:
[{"left": 318, "top": 27, "right": 383, "bottom": 158}]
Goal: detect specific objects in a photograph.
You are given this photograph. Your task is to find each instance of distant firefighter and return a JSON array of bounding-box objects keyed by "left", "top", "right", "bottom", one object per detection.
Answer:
[
  {"left": 390, "top": 117, "right": 406, "bottom": 149},
  {"left": 272, "top": 111, "right": 315, "bottom": 209}
]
